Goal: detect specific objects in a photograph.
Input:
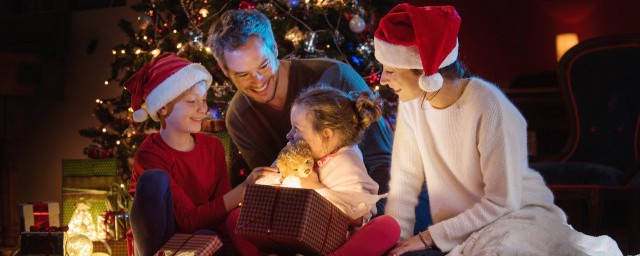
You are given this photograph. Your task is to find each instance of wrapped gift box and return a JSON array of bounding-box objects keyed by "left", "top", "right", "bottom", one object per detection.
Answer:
[
  {"left": 62, "top": 158, "right": 117, "bottom": 177},
  {"left": 154, "top": 234, "right": 222, "bottom": 256},
  {"left": 236, "top": 185, "right": 350, "bottom": 255},
  {"left": 63, "top": 176, "right": 117, "bottom": 190},
  {"left": 20, "top": 231, "right": 66, "bottom": 256},
  {"left": 18, "top": 202, "right": 60, "bottom": 232},
  {"left": 62, "top": 189, "right": 110, "bottom": 227},
  {"left": 204, "top": 131, "right": 234, "bottom": 174},
  {"left": 201, "top": 118, "right": 226, "bottom": 133}
]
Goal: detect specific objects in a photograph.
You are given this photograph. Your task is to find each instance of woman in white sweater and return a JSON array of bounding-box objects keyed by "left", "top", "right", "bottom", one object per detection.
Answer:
[{"left": 375, "top": 4, "right": 622, "bottom": 256}]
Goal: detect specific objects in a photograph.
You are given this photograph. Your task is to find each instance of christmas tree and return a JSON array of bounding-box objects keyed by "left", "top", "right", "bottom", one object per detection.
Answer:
[{"left": 80, "top": 0, "right": 399, "bottom": 182}]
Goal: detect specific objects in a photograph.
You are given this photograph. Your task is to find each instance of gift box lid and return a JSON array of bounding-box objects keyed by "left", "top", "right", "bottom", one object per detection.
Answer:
[{"left": 62, "top": 158, "right": 117, "bottom": 177}]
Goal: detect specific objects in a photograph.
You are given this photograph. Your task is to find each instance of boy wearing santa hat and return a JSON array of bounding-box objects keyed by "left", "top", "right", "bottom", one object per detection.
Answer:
[{"left": 126, "top": 53, "right": 274, "bottom": 255}]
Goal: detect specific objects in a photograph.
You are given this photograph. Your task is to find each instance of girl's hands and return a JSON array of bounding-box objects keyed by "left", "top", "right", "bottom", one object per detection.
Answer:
[
  {"left": 299, "top": 170, "right": 324, "bottom": 189},
  {"left": 388, "top": 231, "right": 434, "bottom": 256}
]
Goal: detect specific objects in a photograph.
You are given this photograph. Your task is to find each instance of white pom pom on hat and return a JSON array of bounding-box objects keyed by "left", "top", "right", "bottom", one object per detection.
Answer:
[
  {"left": 132, "top": 108, "right": 149, "bottom": 122},
  {"left": 373, "top": 4, "right": 461, "bottom": 92},
  {"left": 123, "top": 53, "right": 212, "bottom": 122},
  {"left": 419, "top": 73, "right": 444, "bottom": 92}
]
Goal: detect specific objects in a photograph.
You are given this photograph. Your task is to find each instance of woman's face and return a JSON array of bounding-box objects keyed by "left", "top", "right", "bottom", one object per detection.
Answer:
[{"left": 380, "top": 65, "right": 423, "bottom": 102}]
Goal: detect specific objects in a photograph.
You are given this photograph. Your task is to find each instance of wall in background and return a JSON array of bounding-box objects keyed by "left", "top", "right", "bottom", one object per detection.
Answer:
[
  {"left": 14, "top": 6, "right": 136, "bottom": 203},
  {"left": 408, "top": 0, "right": 640, "bottom": 86}
]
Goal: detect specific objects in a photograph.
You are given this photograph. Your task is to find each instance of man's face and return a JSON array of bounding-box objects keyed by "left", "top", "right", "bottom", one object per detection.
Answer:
[{"left": 222, "top": 36, "right": 279, "bottom": 104}]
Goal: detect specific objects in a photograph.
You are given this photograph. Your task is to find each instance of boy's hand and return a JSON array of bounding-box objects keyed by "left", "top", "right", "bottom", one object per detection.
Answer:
[
  {"left": 226, "top": 167, "right": 280, "bottom": 211},
  {"left": 245, "top": 167, "right": 279, "bottom": 185}
]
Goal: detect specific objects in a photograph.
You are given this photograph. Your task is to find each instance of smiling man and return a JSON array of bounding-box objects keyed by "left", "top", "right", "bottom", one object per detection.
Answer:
[{"left": 206, "top": 9, "right": 393, "bottom": 211}]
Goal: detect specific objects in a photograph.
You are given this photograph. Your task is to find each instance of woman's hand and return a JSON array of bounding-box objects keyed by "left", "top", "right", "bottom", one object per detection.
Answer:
[
  {"left": 299, "top": 170, "right": 324, "bottom": 189},
  {"left": 388, "top": 231, "right": 433, "bottom": 256}
]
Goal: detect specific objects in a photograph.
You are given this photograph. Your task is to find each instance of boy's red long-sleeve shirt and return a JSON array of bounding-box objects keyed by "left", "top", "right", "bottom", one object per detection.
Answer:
[{"left": 129, "top": 133, "right": 230, "bottom": 233}]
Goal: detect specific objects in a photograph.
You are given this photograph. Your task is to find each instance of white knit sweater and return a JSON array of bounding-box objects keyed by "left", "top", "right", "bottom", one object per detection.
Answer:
[{"left": 386, "top": 78, "right": 566, "bottom": 251}]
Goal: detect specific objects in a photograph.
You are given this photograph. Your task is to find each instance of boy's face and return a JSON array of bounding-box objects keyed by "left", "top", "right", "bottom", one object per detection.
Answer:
[
  {"left": 160, "top": 85, "right": 209, "bottom": 134},
  {"left": 221, "top": 35, "right": 279, "bottom": 104}
]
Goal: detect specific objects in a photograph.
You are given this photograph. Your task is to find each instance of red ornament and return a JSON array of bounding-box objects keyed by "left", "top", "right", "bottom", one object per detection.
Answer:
[
  {"left": 88, "top": 147, "right": 112, "bottom": 159},
  {"left": 367, "top": 70, "right": 380, "bottom": 85},
  {"left": 238, "top": 1, "right": 255, "bottom": 9}
]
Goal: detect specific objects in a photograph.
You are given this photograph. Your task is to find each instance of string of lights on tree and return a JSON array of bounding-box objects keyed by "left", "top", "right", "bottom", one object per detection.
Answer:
[{"left": 80, "top": 0, "right": 399, "bottom": 180}]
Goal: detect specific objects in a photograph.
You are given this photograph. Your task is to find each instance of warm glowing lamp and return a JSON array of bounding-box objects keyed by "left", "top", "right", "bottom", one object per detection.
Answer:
[
  {"left": 66, "top": 234, "right": 94, "bottom": 256},
  {"left": 67, "top": 202, "right": 98, "bottom": 241},
  {"left": 556, "top": 33, "right": 579, "bottom": 61}
]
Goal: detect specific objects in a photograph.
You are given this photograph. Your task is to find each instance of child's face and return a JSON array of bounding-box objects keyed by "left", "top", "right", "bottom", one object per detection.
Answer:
[
  {"left": 160, "top": 85, "right": 208, "bottom": 134},
  {"left": 287, "top": 104, "right": 333, "bottom": 160}
]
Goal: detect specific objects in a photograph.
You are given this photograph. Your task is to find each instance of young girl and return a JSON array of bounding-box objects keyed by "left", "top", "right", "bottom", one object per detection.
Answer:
[
  {"left": 374, "top": 4, "right": 622, "bottom": 256},
  {"left": 126, "top": 53, "right": 274, "bottom": 256},
  {"left": 226, "top": 85, "right": 400, "bottom": 256}
]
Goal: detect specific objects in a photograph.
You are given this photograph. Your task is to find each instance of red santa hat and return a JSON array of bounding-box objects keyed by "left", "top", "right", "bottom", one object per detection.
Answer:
[
  {"left": 124, "top": 53, "right": 212, "bottom": 122},
  {"left": 374, "top": 4, "right": 461, "bottom": 92}
]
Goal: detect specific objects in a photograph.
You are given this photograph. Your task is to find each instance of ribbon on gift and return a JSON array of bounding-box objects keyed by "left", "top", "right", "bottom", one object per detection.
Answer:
[
  {"left": 32, "top": 203, "right": 52, "bottom": 228},
  {"left": 161, "top": 234, "right": 195, "bottom": 256},
  {"left": 19, "top": 202, "right": 60, "bottom": 232},
  {"left": 266, "top": 186, "right": 281, "bottom": 238},
  {"left": 320, "top": 204, "right": 335, "bottom": 253},
  {"left": 108, "top": 183, "right": 131, "bottom": 212},
  {"left": 156, "top": 234, "right": 222, "bottom": 256},
  {"left": 101, "top": 210, "right": 129, "bottom": 240}
]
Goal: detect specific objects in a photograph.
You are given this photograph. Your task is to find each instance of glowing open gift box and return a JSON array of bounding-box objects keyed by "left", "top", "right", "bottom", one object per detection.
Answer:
[{"left": 236, "top": 184, "right": 350, "bottom": 255}]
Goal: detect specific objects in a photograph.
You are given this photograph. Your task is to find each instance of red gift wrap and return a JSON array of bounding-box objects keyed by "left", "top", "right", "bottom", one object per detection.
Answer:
[
  {"left": 154, "top": 234, "right": 222, "bottom": 256},
  {"left": 18, "top": 202, "right": 60, "bottom": 232},
  {"left": 236, "top": 185, "right": 350, "bottom": 255}
]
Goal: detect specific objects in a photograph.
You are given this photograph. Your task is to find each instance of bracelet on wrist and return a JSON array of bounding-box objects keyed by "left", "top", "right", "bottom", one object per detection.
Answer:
[{"left": 417, "top": 231, "right": 432, "bottom": 249}]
